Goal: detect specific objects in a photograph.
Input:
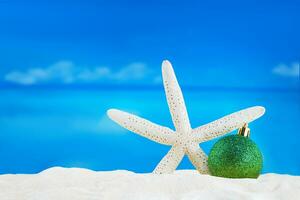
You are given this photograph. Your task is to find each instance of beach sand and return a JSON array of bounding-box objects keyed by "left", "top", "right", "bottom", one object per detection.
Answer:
[{"left": 0, "top": 167, "right": 299, "bottom": 200}]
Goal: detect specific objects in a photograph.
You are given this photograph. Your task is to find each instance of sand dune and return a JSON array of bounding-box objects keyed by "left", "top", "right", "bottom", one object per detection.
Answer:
[{"left": 0, "top": 167, "right": 299, "bottom": 200}]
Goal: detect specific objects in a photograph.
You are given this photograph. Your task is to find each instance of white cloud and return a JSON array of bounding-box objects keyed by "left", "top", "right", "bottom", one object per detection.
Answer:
[
  {"left": 5, "top": 61, "right": 75, "bottom": 85},
  {"left": 4, "top": 60, "right": 156, "bottom": 85},
  {"left": 113, "top": 62, "right": 150, "bottom": 81},
  {"left": 272, "top": 62, "right": 299, "bottom": 78},
  {"left": 76, "top": 67, "right": 111, "bottom": 81}
]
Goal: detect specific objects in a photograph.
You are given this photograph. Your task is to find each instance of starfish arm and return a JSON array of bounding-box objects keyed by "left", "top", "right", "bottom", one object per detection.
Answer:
[
  {"left": 162, "top": 60, "right": 191, "bottom": 133},
  {"left": 107, "top": 109, "right": 175, "bottom": 145},
  {"left": 192, "top": 106, "right": 266, "bottom": 143},
  {"left": 153, "top": 145, "right": 185, "bottom": 174},
  {"left": 186, "top": 143, "right": 209, "bottom": 174}
]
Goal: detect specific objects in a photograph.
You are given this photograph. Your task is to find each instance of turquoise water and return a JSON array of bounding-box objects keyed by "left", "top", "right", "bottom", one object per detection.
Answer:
[{"left": 0, "top": 87, "right": 299, "bottom": 175}]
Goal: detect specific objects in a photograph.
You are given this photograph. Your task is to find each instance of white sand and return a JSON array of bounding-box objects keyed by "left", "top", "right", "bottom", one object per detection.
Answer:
[{"left": 0, "top": 167, "right": 299, "bottom": 200}]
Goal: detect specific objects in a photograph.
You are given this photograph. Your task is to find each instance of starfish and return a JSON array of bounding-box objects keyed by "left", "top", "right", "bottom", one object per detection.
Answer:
[{"left": 107, "top": 60, "right": 265, "bottom": 174}]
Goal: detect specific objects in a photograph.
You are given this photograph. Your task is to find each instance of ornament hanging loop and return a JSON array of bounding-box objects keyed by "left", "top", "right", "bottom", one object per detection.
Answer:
[{"left": 238, "top": 123, "right": 250, "bottom": 137}]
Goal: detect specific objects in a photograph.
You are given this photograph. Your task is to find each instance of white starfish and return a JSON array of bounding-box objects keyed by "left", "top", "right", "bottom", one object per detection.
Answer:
[{"left": 107, "top": 60, "right": 265, "bottom": 174}]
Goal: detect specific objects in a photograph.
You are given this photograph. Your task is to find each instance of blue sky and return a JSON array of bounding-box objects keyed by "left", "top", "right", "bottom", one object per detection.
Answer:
[{"left": 0, "top": 0, "right": 299, "bottom": 88}]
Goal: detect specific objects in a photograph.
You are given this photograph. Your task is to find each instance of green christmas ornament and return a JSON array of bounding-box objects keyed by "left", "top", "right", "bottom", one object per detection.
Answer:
[{"left": 208, "top": 124, "right": 263, "bottom": 178}]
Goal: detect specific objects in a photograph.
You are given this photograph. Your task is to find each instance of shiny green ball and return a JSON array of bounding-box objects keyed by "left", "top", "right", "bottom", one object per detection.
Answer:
[{"left": 208, "top": 135, "right": 263, "bottom": 178}]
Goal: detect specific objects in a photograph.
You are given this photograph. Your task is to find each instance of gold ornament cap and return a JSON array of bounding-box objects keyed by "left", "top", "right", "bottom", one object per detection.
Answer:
[{"left": 238, "top": 123, "right": 250, "bottom": 137}]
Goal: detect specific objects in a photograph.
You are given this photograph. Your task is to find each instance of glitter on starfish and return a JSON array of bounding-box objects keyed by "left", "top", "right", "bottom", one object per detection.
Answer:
[{"left": 107, "top": 60, "right": 265, "bottom": 174}]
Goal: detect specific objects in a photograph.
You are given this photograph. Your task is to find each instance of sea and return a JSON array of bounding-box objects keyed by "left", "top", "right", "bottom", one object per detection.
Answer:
[{"left": 0, "top": 86, "right": 299, "bottom": 175}]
